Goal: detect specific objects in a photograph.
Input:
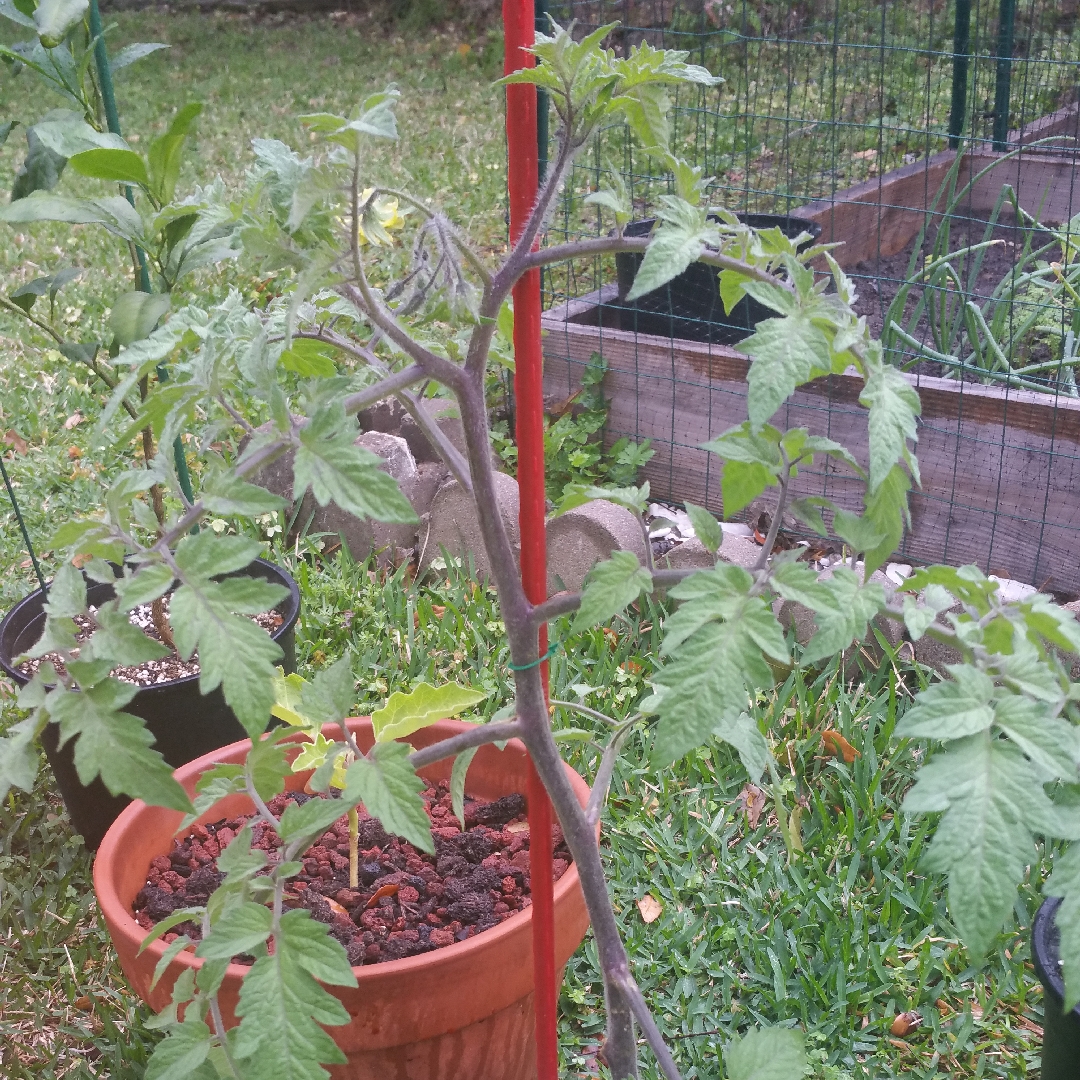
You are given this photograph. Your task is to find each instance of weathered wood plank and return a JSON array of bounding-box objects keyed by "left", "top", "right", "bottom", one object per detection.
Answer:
[{"left": 542, "top": 310, "right": 1080, "bottom": 592}]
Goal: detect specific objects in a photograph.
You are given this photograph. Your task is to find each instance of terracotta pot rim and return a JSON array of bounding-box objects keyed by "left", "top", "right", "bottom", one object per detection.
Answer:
[{"left": 95, "top": 717, "right": 589, "bottom": 985}]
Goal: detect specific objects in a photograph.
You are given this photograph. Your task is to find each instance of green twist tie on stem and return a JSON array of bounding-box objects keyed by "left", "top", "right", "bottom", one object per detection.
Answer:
[{"left": 507, "top": 640, "right": 562, "bottom": 671}]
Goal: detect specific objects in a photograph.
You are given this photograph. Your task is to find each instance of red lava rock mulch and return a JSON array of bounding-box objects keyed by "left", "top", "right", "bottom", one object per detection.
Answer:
[{"left": 133, "top": 780, "right": 572, "bottom": 965}]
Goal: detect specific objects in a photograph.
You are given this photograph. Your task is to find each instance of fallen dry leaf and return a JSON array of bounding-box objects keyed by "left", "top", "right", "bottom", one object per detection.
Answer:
[
  {"left": 67, "top": 445, "right": 83, "bottom": 460},
  {"left": 73, "top": 996, "right": 93, "bottom": 1011},
  {"left": 431, "top": 604, "right": 446, "bottom": 618},
  {"left": 457, "top": 42, "right": 472, "bottom": 56},
  {"left": 1, "top": 428, "right": 28, "bottom": 454},
  {"left": 636, "top": 895, "right": 663, "bottom": 923},
  {"left": 506, "top": 821, "right": 530, "bottom": 834},
  {"left": 738, "top": 783, "right": 767, "bottom": 829},
  {"left": 853, "top": 148, "right": 878, "bottom": 160},
  {"left": 63, "top": 412, "right": 83, "bottom": 430},
  {"left": 72, "top": 552, "right": 93, "bottom": 569},
  {"left": 890, "top": 1011, "right": 921, "bottom": 1037},
  {"left": 621, "top": 660, "right": 643, "bottom": 675},
  {"left": 366, "top": 883, "right": 399, "bottom": 908},
  {"left": 602, "top": 627, "right": 619, "bottom": 650},
  {"left": 822, "top": 729, "right": 860, "bottom": 763},
  {"left": 323, "top": 897, "right": 350, "bottom": 918}
]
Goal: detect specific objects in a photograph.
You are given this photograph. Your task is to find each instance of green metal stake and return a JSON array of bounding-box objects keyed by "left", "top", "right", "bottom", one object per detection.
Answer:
[
  {"left": 87, "top": 0, "right": 196, "bottom": 508},
  {"left": 948, "top": 0, "right": 971, "bottom": 150},
  {"left": 535, "top": 0, "right": 549, "bottom": 184},
  {"left": 0, "top": 453, "right": 48, "bottom": 595},
  {"left": 992, "top": 0, "right": 1016, "bottom": 151}
]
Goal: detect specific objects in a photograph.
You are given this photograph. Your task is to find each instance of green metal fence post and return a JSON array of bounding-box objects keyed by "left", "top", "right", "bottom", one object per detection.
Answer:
[
  {"left": 949, "top": 0, "right": 971, "bottom": 149},
  {"left": 536, "top": 0, "right": 549, "bottom": 183},
  {"left": 993, "top": 0, "right": 1017, "bottom": 150}
]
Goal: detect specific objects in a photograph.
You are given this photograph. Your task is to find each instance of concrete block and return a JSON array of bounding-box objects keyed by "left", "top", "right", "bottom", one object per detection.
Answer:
[
  {"left": 547, "top": 499, "right": 648, "bottom": 592},
  {"left": 657, "top": 537, "right": 716, "bottom": 573},
  {"left": 420, "top": 472, "right": 520, "bottom": 578}
]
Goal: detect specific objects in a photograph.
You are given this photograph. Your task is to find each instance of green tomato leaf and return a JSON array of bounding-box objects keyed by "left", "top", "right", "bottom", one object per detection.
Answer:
[
  {"left": 279, "top": 794, "right": 355, "bottom": 847},
  {"left": 725, "top": 1026, "right": 807, "bottom": 1080},
  {"left": 112, "top": 562, "right": 176, "bottom": 611},
  {"left": 450, "top": 746, "right": 479, "bottom": 829},
  {"left": 173, "top": 531, "right": 262, "bottom": 580},
  {"left": 904, "top": 732, "right": 1064, "bottom": 957},
  {"left": 896, "top": 665, "right": 996, "bottom": 740},
  {"left": 626, "top": 203, "right": 714, "bottom": 301},
  {"left": 144, "top": 1020, "right": 213, "bottom": 1080},
  {"left": 47, "top": 680, "right": 192, "bottom": 812},
  {"left": 572, "top": 551, "right": 654, "bottom": 634},
  {"left": 769, "top": 560, "right": 834, "bottom": 611},
  {"left": 372, "top": 681, "right": 489, "bottom": 743},
  {"left": 299, "top": 657, "right": 356, "bottom": 728},
  {"left": 233, "top": 909, "right": 354, "bottom": 1080},
  {"left": 994, "top": 695, "right": 1080, "bottom": 781},
  {"left": 195, "top": 901, "right": 272, "bottom": 961},
  {"left": 860, "top": 360, "right": 921, "bottom": 493},
  {"left": 715, "top": 711, "right": 770, "bottom": 782},
  {"left": 744, "top": 314, "right": 832, "bottom": 429},
  {"left": 90, "top": 601, "right": 170, "bottom": 665},
  {"left": 294, "top": 402, "right": 418, "bottom": 524},
  {"left": 0, "top": 713, "right": 47, "bottom": 800},
  {"left": 201, "top": 469, "right": 287, "bottom": 517},
  {"left": 683, "top": 501, "right": 722, "bottom": 554},
  {"left": 344, "top": 742, "right": 432, "bottom": 853},
  {"left": 555, "top": 482, "right": 650, "bottom": 517},
  {"left": 279, "top": 339, "right": 337, "bottom": 378},
  {"left": 800, "top": 568, "right": 887, "bottom": 665}
]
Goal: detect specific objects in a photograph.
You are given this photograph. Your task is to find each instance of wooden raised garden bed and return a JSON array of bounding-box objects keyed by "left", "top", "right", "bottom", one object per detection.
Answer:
[{"left": 541, "top": 104, "right": 1080, "bottom": 593}]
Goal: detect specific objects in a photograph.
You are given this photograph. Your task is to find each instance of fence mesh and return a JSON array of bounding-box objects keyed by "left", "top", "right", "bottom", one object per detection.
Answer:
[{"left": 540, "top": 0, "right": 1080, "bottom": 594}]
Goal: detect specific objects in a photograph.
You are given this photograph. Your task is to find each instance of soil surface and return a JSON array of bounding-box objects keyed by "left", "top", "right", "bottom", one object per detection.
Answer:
[
  {"left": 133, "top": 780, "right": 573, "bottom": 965},
  {"left": 849, "top": 214, "right": 1058, "bottom": 376},
  {"left": 17, "top": 594, "right": 284, "bottom": 686}
]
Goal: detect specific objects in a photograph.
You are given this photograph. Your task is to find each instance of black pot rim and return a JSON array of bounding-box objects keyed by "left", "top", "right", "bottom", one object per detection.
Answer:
[
  {"left": 1033, "top": 895, "right": 1080, "bottom": 1015},
  {"left": 0, "top": 556, "right": 301, "bottom": 693}
]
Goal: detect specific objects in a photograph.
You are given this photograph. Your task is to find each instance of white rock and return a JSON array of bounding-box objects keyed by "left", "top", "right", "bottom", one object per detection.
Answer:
[
  {"left": 989, "top": 575, "right": 1037, "bottom": 604},
  {"left": 886, "top": 562, "right": 913, "bottom": 585},
  {"left": 720, "top": 522, "right": 754, "bottom": 538}
]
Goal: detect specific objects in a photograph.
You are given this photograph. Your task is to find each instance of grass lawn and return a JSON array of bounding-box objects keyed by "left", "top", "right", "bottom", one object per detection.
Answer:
[{"left": 0, "top": 9, "right": 1052, "bottom": 1080}]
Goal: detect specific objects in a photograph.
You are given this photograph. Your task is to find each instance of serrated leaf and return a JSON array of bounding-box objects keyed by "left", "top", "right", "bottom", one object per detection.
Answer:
[
  {"left": 299, "top": 657, "right": 355, "bottom": 728},
  {"left": 180, "top": 763, "right": 247, "bottom": 830},
  {"left": 769, "top": 560, "right": 833, "bottom": 610},
  {"left": 904, "top": 564, "right": 997, "bottom": 615},
  {"left": 832, "top": 510, "right": 885, "bottom": 557},
  {"left": 371, "top": 681, "right": 489, "bottom": 742},
  {"left": 279, "top": 795, "right": 354, "bottom": 846},
  {"left": 47, "top": 681, "right": 191, "bottom": 812},
  {"left": 572, "top": 551, "right": 654, "bottom": 634},
  {"left": 861, "top": 463, "right": 911, "bottom": 576},
  {"left": 280, "top": 339, "right": 337, "bottom": 378},
  {"left": 626, "top": 207, "right": 713, "bottom": 301},
  {"left": 722, "top": 459, "right": 774, "bottom": 519},
  {"left": 168, "top": 579, "right": 282, "bottom": 738},
  {"left": 652, "top": 613, "right": 777, "bottom": 765},
  {"left": 144, "top": 1020, "right": 213, "bottom": 1080},
  {"left": 195, "top": 901, "right": 272, "bottom": 960},
  {"left": 800, "top": 568, "right": 887, "bottom": 665},
  {"left": 343, "top": 742, "right": 432, "bottom": 853},
  {"left": 904, "top": 732, "right": 1066, "bottom": 955},
  {"left": 555, "top": 481, "right": 649, "bottom": 517},
  {"left": 451, "top": 746, "right": 478, "bottom": 829},
  {"left": 901, "top": 584, "right": 954, "bottom": 641},
  {"left": 683, "top": 501, "right": 722, "bottom": 553},
  {"left": 271, "top": 669, "right": 313, "bottom": 729},
  {"left": 725, "top": 1026, "right": 807, "bottom": 1080},
  {"left": 294, "top": 402, "right": 417, "bottom": 524},
  {"left": 90, "top": 602, "right": 170, "bottom": 665},
  {"left": 994, "top": 695, "right": 1080, "bottom": 781},
  {"left": 173, "top": 531, "right": 262, "bottom": 580},
  {"left": 233, "top": 909, "right": 354, "bottom": 1080},
  {"left": 202, "top": 469, "right": 287, "bottom": 516},
  {"left": 787, "top": 497, "right": 832, "bottom": 537},
  {"left": 247, "top": 731, "right": 291, "bottom": 803},
  {"left": 715, "top": 711, "right": 770, "bottom": 781},
  {"left": 896, "top": 665, "right": 996, "bottom": 740},
  {"left": 744, "top": 314, "right": 832, "bottom": 429},
  {"left": 860, "top": 361, "right": 920, "bottom": 492},
  {"left": 663, "top": 563, "right": 755, "bottom": 654},
  {"left": 0, "top": 713, "right": 47, "bottom": 800}
]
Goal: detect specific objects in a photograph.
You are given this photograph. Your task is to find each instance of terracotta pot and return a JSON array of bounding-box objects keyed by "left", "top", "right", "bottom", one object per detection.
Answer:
[{"left": 94, "top": 718, "right": 593, "bottom": 1080}]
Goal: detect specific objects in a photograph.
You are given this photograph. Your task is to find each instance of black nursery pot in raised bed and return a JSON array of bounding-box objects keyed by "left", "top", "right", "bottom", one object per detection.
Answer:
[
  {"left": 0, "top": 558, "right": 301, "bottom": 850},
  {"left": 606, "top": 213, "right": 822, "bottom": 345},
  {"left": 1032, "top": 896, "right": 1080, "bottom": 1078}
]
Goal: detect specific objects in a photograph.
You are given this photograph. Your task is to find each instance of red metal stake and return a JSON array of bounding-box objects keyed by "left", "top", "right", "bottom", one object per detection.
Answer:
[{"left": 504, "top": 3, "right": 558, "bottom": 1078}]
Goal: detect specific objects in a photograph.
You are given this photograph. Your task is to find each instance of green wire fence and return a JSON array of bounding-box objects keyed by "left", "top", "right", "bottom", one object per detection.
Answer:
[{"left": 541, "top": 0, "right": 1080, "bottom": 594}]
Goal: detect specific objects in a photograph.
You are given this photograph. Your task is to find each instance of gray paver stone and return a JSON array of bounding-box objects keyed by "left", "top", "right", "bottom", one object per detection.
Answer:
[
  {"left": 547, "top": 499, "right": 648, "bottom": 592},
  {"left": 420, "top": 471, "right": 520, "bottom": 578}
]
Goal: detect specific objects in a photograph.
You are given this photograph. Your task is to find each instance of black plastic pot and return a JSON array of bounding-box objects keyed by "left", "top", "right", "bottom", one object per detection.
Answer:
[
  {"left": 0, "top": 558, "right": 301, "bottom": 850},
  {"left": 607, "top": 213, "right": 822, "bottom": 345},
  {"left": 1032, "top": 896, "right": 1080, "bottom": 1078}
]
